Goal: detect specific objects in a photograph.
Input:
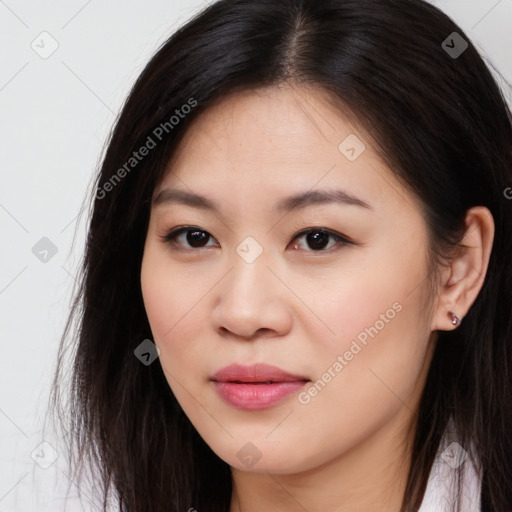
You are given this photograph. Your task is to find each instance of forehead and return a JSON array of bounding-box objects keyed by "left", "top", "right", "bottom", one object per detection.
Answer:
[
  {"left": 154, "top": 84, "right": 416, "bottom": 217},
  {"left": 165, "top": 84, "right": 359, "bottom": 173}
]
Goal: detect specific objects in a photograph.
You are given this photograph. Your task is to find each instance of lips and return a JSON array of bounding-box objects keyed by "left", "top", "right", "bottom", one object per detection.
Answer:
[
  {"left": 211, "top": 363, "right": 310, "bottom": 410},
  {"left": 211, "top": 363, "right": 309, "bottom": 383}
]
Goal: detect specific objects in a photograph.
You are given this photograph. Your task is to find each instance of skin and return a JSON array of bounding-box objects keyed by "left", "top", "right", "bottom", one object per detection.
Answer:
[{"left": 140, "top": 83, "right": 494, "bottom": 512}]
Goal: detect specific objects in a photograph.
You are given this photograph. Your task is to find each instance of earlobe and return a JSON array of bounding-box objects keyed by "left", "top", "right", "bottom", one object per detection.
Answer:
[{"left": 431, "top": 206, "right": 494, "bottom": 332}]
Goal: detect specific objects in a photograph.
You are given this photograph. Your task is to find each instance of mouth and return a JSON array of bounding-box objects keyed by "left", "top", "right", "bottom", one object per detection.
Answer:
[{"left": 210, "top": 363, "right": 310, "bottom": 410}]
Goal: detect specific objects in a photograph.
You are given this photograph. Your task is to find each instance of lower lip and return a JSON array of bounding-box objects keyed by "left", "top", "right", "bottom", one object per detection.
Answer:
[{"left": 212, "top": 381, "right": 307, "bottom": 410}]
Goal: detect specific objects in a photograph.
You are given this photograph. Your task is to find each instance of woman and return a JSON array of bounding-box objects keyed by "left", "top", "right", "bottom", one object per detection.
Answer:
[{"left": 47, "top": 0, "right": 512, "bottom": 510}]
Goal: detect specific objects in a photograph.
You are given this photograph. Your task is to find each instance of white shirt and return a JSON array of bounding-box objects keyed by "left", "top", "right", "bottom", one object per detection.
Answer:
[{"left": 418, "top": 421, "right": 481, "bottom": 512}]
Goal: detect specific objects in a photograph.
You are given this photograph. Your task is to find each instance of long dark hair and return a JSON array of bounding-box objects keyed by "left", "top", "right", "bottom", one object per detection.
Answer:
[{"left": 47, "top": 0, "right": 512, "bottom": 510}]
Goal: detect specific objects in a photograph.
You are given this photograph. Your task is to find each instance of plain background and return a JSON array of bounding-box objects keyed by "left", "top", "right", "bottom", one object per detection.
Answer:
[{"left": 1, "top": 1, "right": 511, "bottom": 510}]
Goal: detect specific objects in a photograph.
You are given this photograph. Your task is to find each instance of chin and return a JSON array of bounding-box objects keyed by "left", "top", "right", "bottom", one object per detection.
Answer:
[{"left": 205, "top": 438, "right": 319, "bottom": 475}]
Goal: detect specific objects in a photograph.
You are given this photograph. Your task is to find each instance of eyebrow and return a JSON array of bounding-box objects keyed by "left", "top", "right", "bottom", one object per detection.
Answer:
[{"left": 152, "top": 187, "right": 372, "bottom": 213}]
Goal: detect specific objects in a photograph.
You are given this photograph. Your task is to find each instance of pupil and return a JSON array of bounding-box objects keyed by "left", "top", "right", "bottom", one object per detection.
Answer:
[
  {"left": 307, "top": 231, "right": 329, "bottom": 250},
  {"left": 187, "top": 230, "right": 208, "bottom": 248}
]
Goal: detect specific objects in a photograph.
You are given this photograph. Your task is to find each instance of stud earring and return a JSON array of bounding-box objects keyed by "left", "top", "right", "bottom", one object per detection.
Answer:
[{"left": 448, "top": 311, "right": 461, "bottom": 327}]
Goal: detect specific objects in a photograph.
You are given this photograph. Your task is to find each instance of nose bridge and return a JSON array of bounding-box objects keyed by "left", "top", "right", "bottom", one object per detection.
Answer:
[
  {"left": 210, "top": 233, "right": 290, "bottom": 337},
  {"left": 227, "top": 234, "right": 273, "bottom": 301}
]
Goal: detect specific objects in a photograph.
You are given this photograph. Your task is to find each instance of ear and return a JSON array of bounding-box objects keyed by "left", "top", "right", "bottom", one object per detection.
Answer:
[{"left": 431, "top": 206, "right": 495, "bottom": 332}]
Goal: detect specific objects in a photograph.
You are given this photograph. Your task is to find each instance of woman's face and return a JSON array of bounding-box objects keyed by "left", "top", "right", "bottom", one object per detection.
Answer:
[{"left": 140, "top": 84, "right": 437, "bottom": 474}]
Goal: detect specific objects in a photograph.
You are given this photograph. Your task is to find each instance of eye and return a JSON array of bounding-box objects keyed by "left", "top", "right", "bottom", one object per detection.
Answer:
[
  {"left": 159, "top": 226, "right": 217, "bottom": 249},
  {"left": 290, "top": 228, "right": 353, "bottom": 253},
  {"left": 159, "top": 226, "right": 354, "bottom": 253}
]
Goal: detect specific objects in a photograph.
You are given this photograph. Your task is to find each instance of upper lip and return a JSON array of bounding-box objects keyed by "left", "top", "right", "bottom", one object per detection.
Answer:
[{"left": 211, "top": 363, "right": 310, "bottom": 383}]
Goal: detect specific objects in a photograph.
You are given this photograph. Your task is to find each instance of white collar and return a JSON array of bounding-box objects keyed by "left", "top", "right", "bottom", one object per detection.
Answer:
[{"left": 418, "top": 421, "right": 481, "bottom": 512}]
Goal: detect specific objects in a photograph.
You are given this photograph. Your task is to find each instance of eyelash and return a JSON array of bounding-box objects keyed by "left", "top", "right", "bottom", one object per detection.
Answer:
[{"left": 158, "top": 226, "right": 355, "bottom": 254}]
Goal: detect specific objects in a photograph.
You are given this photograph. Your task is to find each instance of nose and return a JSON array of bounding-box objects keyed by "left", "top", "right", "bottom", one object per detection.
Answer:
[{"left": 210, "top": 250, "right": 293, "bottom": 340}]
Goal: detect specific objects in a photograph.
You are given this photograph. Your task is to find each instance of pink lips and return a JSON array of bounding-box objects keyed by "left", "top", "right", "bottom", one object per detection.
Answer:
[{"left": 210, "top": 363, "right": 310, "bottom": 410}]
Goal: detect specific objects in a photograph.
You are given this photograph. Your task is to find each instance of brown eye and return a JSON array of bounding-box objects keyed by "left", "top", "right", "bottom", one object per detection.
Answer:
[
  {"left": 291, "top": 228, "right": 353, "bottom": 252},
  {"left": 184, "top": 229, "right": 211, "bottom": 248},
  {"left": 304, "top": 230, "right": 331, "bottom": 250},
  {"left": 160, "top": 227, "right": 217, "bottom": 249},
  {"left": 159, "top": 226, "right": 354, "bottom": 253}
]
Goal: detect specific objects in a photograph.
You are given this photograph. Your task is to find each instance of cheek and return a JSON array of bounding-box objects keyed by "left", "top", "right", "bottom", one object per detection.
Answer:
[
  {"left": 140, "top": 250, "right": 204, "bottom": 419},
  {"left": 140, "top": 254, "right": 175, "bottom": 340},
  {"left": 289, "top": 287, "right": 428, "bottom": 472},
  {"left": 140, "top": 243, "right": 212, "bottom": 387},
  {"left": 303, "top": 238, "right": 430, "bottom": 398},
  {"left": 305, "top": 264, "right": 409, "bottom": 353}
]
